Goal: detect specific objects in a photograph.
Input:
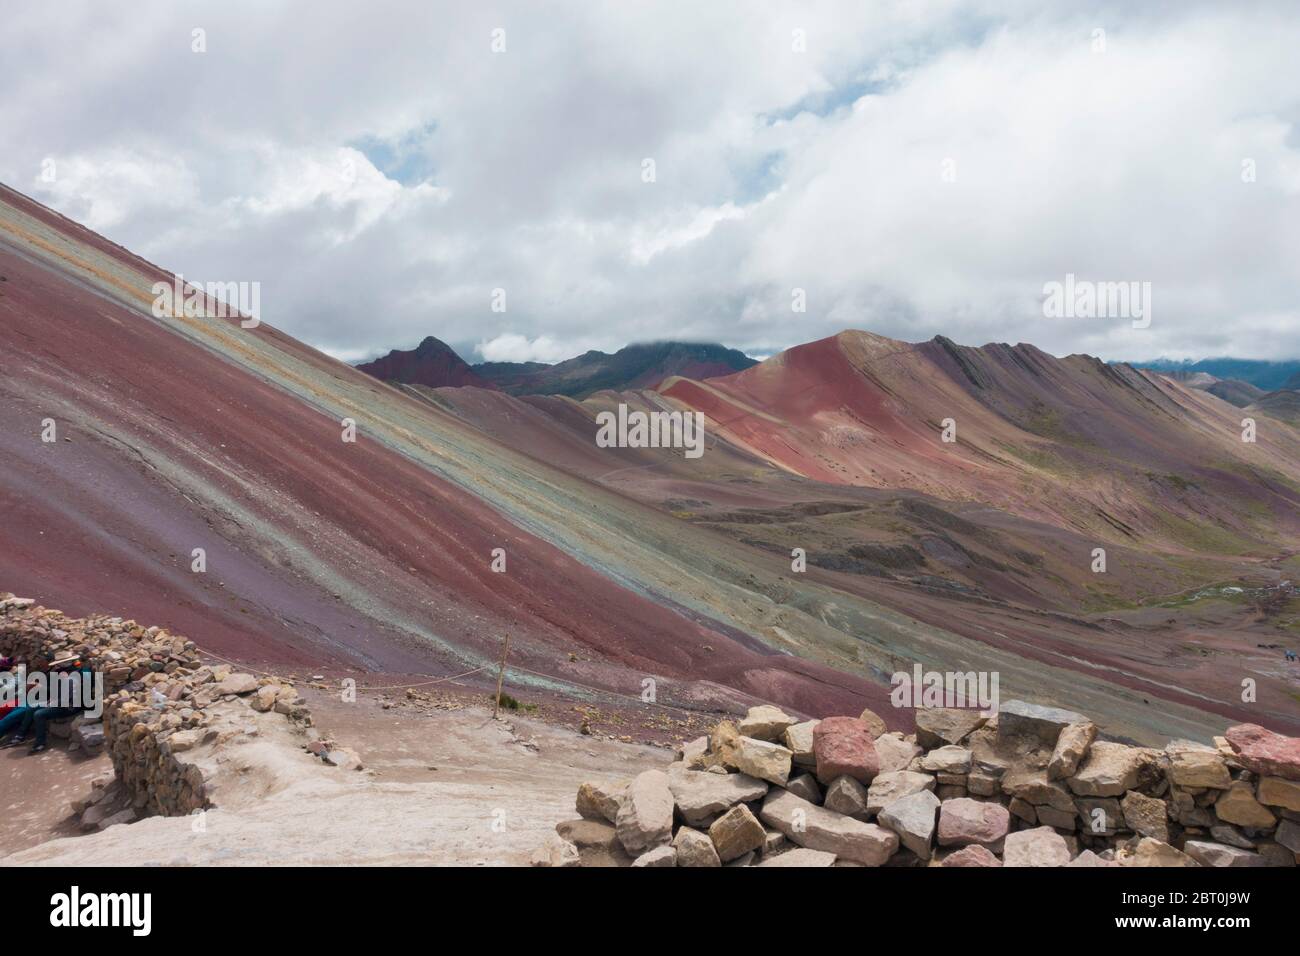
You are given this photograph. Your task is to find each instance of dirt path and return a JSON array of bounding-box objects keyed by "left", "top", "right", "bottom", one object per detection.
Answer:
[{"left": 3, "top": 688, "right": 672, "bottom": 866}]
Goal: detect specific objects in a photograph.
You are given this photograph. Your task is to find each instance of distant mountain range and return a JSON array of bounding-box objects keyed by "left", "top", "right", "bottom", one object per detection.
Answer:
[
  {"left": 357, "top": 338, "right": 757, "bottom": 397},
  {"left": 1129, "top": 357, "right": 1300, "bottom": 391}
]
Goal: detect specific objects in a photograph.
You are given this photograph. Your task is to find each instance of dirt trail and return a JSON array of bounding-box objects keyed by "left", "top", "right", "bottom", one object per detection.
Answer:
[{"left": 2, "top": 688, "right": 670, "bottom": 866}]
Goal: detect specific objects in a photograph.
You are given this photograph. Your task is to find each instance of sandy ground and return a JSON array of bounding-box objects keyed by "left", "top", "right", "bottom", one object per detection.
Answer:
[
  {"left": 0, "top": 735, "right": 110, "bottom": 854},
  {"left": 2, "top": 687, "right": 672, "bottom": 866}
]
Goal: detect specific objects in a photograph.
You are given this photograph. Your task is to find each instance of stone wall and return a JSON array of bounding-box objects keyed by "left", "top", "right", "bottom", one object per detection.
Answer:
[
  {"left": 535, "top": 701, "right": 1300, "bottom": 867},
  {"left": 0, "top": 593, "right": 314, "bottom": 825}
]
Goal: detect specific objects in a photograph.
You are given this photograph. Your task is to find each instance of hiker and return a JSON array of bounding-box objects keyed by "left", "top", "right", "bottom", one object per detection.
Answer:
[
  {"left": 25, "top": 656, "right": 94, "bottom": 754},
  {"left": 0, "top": 658, "right": 40, "bottom": 744},
  {"left": 0, "top": 657, "right": 17, "bottom": 719},
  {"left": 0, "top": 655, "right": 92, "bottom": 753}
]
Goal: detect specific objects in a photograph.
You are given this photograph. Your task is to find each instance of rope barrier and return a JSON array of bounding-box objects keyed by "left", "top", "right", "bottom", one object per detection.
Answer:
[{"left": 194, "top": 642, "right": 729, "bottom": 718}]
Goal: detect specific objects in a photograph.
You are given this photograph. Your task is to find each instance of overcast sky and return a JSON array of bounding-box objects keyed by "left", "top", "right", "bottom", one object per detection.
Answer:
[{"left": 4, "top": 1, "right": 1299, "bottom": 365}]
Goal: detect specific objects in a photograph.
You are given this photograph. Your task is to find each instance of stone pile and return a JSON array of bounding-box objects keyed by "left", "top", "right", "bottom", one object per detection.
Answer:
[
  {"left": 0, "top": 593, "right": 322, "bottom": 829},
  {"left": 534, "top": 701, "right": 1300, "bottom": 867}
]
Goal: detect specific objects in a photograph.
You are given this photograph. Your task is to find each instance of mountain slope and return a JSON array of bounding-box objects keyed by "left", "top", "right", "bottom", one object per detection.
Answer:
[
  {"left": 3, "top": 185, "right": 1296, "bottom": 742},
  {"left": 656, "top": 330, "right": 1300, "bottom": 555}
]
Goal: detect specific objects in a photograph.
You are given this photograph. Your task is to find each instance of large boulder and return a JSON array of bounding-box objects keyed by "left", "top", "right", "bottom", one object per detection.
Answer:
[
  {"left": 782, "top": 720, "right": 819, "bottom": 767},
  {"left": 760, "top": 789, "right": 899, "bottom": 866},
  {"left": 1258, "top": 776, "right": 1300, "bottom": 812},
  {"left": 615, "top": 770, "right": 674, "bottom": 854},
  {"left": 723, "top": 736, "right": 793, "bottom": 786},
  {"left": 1047, "top": 722, "right": 1096, "bottom": 780},
  {"left": 920, "top": 745, "right": 972, "bottom": 774},
  {"left": 1276, "top": 820, "right": 1300, "bottom": 854},
  {"left": 1122, "top": 838, "right": 1199, "bottom": 868},
  {"left": 1120, "top": 791, "right": 1167, "bottom": 842},
  {"left": 857, "top": 707, "right": 888, "bottom": 738},
  {"left": 213, "top": 672, "right": 259, "bottom": 696},
  {"left": 631, "top": 846, "right": 677, "bottom": 867},
  {"left": 1224, "top": 724, "right": 1300, "bottom": 781},
  {"left": 997, "top": 700, "right": 1089, "bottom": 744},
  {"left": 1166, "top": 746, "right": 1232, "bottom": 789},
  {"left": 813, "top": 716, "right": 880, "bottom": 786},
  {"left": 937, "top": 797, "right": 1010, "bottom": 848},
  {"left": 914, "top": 708, "right": 987, "bottom": 749},
  {"left": 1214, "top": 780, "right": 1277, "bottom": 829},
  {"left": 672, "top": 827, "right": 721, "bottom": 867},
  {"left": 666, "top": 766, "right": 768, "bottom": 827},
  {"left": 1074, "top": 796, "right": 1122, "bottom": 836},
  {"left": 866, "top": 770, "right": 936, "bottom": 817},
  {"left": 1183, "top": 841, "right": 1266, "bottom": 868},
  {"left": 785, "top": 772, "right": 822, "bottom": 803},
  {"left": 878, "top": 789, "right": 940, "bottom": 859},
  {"left": 739, "top": 705, "right": 796, "bottom": 742},
  {"left": 941, "top": 845, "right": 1002, "bottom": 867},
  {"left": 1002, "top": 826, "right": 1071, "bottom": 867},
  {"left": 823, "top": 775, "right": 871, "bottom": 819},
  {"left": 708, "top": 804, "right": 767, "bottom": 862},
  {"left": 1002, "top": 769, "right": 1076, "bottom": 812},
  {"left": 874, "top": 733, "right": 922, "bottom": 773},
  {"left": 555, "top": 818, "right": 619, "bottom": 852},
  {"left": 1067, "top": 742, "right": 1152, "bottom": 797},
  {"left": 576, "top": 780, "right": 624, "bottom": 823}
]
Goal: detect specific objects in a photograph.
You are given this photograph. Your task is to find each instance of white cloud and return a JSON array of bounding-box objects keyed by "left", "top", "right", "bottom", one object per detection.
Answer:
[
  {"left": 3, "top": 1, "right": 1298, "bottom": 363},
  {"left": 475, "top": 333, "right": 573, "bottom": 364}
]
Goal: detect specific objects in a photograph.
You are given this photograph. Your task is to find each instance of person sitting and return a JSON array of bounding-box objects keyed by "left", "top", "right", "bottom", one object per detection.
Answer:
[
  {"left": 0, "top": 655, "right": 92, "bottom": 753},
  {"left": 0, "top": 659, "right": 39, "bottom": 745},
  {"left": 25, "top": 656, "right": 94, "bottom": 754}
]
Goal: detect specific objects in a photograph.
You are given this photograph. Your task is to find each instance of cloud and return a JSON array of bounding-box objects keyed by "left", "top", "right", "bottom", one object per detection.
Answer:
[
  {"left": 3, "top": 1, "right": 1298, "bottom": 362},
  {"left": 475, "top": 333, "right": 573, "bottom": 364}
]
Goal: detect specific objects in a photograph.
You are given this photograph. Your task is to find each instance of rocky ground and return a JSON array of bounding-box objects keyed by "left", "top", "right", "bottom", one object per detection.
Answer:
[
  {"left": 3, "top": 686, "right": 673, "bottom": 866},
  {"left": 533, "top": 702, "right": 1300, "bottom": 867}
]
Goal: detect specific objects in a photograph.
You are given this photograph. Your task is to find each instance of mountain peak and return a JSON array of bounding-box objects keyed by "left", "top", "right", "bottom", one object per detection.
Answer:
[{"left": 357, "top": 337, "right": 496, "bottom": 390}]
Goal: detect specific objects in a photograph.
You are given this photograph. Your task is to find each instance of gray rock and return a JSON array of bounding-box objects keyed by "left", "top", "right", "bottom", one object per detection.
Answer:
[
  {"left": 672, "top": 826, "right": 721, "bottom": 867},
  {"left": 997, "top": 700, "right": 1089, "bottom": 744},
  {"left": 1183, "top": 841, "right": 1266, "bottom": 868},
  {"left": 1002, "top": 825, "right": 1072, "bottom": 867},
  {"left": 666, "top": 765, "right": 768, "bottom": 827},
  {"left": 823, "top": 775, "right": 870, "bottom": 819},
  {"left": 757, "top": 847, "right": 837, "bottom": 867},
  {"left": 915, "top": 708, "right": 987, "bottom": 749},
  {"left": 784, "top": 772, "right": 822, "bottom": 803},
  {"left": 760, "top": 788, "right": 899, "bottom": 866},
  {"left": 615, "top": 769, "right": 674, "bottom": 854},
  {"left": 866, "top": 770, "right": 936, "bottom": 817},
  {"left": 631, "top": 845, "right": 677, "bottom": 867},
  {"left": 878, "top": 789, "right": 940, "bottom": 859}
]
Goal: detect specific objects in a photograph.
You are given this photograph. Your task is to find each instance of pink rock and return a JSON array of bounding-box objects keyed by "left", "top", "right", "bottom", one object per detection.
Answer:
[
  {"left": 941, "top": 845, "right": 1002, "bottom": 867},
  {"left": 1225, "top": 724, "right": 1300, "bottom": 781},
  {"left": 813, "top": 716, "right": 880, "bottom": 785},
  {"left": 937, "top": 797, "right": 1011, "bottom": 847}
]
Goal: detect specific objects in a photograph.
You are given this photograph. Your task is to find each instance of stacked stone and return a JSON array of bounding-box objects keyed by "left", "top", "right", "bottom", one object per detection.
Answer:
[
  {"left": 534, "top": 700, "right": 1300, "bottom": 867},
  {"left": 0, "top": 593, "right": 314, "bottom": 825}
]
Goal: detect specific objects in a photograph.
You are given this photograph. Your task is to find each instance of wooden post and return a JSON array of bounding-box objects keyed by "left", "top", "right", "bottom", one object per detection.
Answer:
[{"left": 493, "top": 633, "right": 512, "bottom": 719}]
